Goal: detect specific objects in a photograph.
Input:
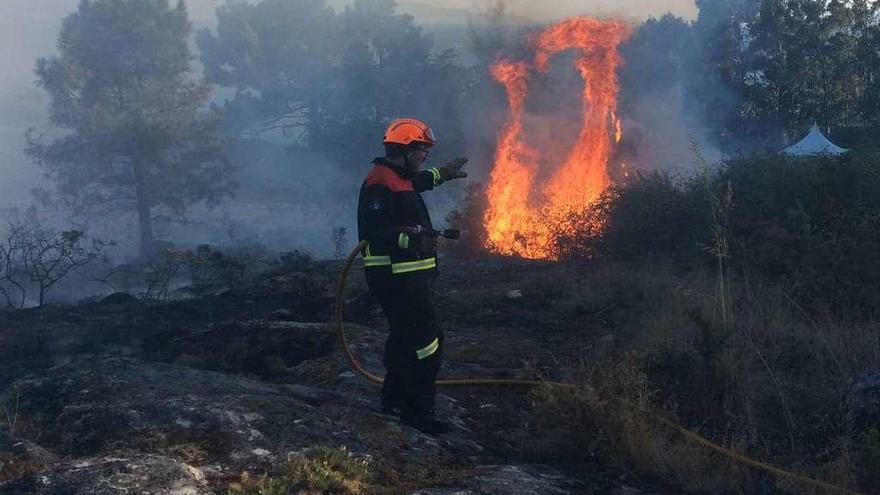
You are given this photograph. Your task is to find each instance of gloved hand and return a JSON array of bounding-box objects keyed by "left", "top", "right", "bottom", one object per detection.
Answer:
[{"left": 439, "top": 157, "right": 469, "bottom": 182}]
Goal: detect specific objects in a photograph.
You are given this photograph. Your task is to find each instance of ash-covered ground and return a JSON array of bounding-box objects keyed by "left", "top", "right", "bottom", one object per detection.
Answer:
[{"left": 0, "top": 255, "right": 674, "bottom": 495}]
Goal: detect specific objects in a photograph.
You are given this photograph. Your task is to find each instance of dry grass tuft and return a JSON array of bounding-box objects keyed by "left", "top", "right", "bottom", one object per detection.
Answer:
[
  {"left": 525, "top": 260, "right": 880, "bottom": 494},
  {"left": 225, "top": 446, "right": 370, "bottom": 495}
]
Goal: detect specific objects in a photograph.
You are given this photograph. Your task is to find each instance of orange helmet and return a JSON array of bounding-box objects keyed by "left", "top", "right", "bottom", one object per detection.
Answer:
[{"left": 383, "top": 118, "right": 437, "bottom": 147}]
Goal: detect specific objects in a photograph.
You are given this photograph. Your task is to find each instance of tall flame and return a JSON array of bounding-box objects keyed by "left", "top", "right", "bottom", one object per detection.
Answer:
[{"left": 484, "top": 17, "right": 631, "bottom": 259}]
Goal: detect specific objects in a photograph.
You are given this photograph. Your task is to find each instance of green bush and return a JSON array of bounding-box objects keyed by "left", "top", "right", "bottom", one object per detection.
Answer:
[
  {"left": 585, "top": 171, "right": 710, "bottom": 262},
  {"left": 577, "top": 151, "right": 880, "bottom": 314},
  {"left": 722, "top": 151, "right": 880, "bottom": 312}
]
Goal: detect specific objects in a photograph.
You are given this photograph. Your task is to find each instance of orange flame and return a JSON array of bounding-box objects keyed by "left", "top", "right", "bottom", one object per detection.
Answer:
[{"left": 484, "top": 17, "right": 631, "bottom": 259}]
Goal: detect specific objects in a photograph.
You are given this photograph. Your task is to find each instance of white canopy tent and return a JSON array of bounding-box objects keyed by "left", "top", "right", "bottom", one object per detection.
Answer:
[{"left": 782, "top": 123, "right": 849, "bottom": 156}]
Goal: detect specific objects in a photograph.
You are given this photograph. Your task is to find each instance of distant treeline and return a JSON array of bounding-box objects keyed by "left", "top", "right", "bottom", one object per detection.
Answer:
[{"left": 620, "top": 0, "right": 880, "bottom": 154}]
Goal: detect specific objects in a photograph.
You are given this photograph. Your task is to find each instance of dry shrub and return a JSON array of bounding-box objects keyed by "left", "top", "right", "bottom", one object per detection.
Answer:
[
  {"left": 528, "top": 352, "right": 759, "bottom": 493},
  {"left": 0, "top": 452, "right": 44, "bottom": 483},
  {"left": 528, "top": 261, "right": 880, "bottom": 494},
  {"left": 559, "top": 172, "right": 710, "bottom": 262}
]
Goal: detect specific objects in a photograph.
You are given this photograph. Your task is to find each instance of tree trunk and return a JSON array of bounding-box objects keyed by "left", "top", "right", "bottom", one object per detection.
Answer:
[{"left": 133, "top": 157, "right": 154, "bottom": 257}]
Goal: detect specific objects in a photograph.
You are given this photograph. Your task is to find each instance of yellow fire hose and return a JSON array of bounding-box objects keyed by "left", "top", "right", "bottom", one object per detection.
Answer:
[{"left": 334, "top": 240, "right": 870, "bottom": 495}]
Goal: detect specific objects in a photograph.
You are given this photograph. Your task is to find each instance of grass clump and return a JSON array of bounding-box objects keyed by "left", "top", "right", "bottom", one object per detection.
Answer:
[{"left": 225, "top": 446, "right": 370, "bottom": 495}]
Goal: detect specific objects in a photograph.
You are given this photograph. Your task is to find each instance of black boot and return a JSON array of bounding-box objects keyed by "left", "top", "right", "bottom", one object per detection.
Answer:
[
  {"left": 401, "top": 412, "right": 450, "bottom": 435},
  {"left": 380, "top": 375, "right": 402, "bottom": 415},
  {"left": 380, "top": 396, "right": 401, "bottom": 415}
]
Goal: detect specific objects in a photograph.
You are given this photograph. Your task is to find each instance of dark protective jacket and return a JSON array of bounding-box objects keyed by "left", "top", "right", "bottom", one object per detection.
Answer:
[
  {"left": 357, "top": 158, "right": 447, "bottom": 416},
  {"left": 357, "top": 158, "right": 445, "bottom": 276}
]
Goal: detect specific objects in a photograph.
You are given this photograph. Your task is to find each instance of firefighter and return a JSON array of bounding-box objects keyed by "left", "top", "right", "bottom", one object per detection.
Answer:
[{"left": 357, "top": 118, "right": 468, "bottom": 435}]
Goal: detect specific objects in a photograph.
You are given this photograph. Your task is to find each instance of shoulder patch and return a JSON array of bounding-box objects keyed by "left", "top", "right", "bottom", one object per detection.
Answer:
[{"left": 365, "top": 165, "right": 414, "bottom": 192}]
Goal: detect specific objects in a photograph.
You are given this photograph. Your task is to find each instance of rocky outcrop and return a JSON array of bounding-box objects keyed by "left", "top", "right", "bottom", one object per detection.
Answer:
[
  {"left": 0, "top": 346, "right": 598, "bottom": 493},
  {"left": 0, "top": 260, "right": 655, "bottom": 494},
  {"left": 0, "top": 454, "right": 211, "bottom": 495},
  {"left": 4, "top": 357, "right": 358, "bottom": 465}
]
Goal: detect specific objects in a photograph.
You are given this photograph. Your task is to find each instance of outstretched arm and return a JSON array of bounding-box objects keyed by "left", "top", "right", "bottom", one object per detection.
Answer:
[{"left": 413, "top": 157, "right": 469, "bottom": 192}]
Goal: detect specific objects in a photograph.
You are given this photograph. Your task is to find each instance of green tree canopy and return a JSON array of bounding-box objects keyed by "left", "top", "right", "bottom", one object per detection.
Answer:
[
  {"left": 27, "top": 0, "right": 235, "bottom": 256},
  {"left": 685, "top": 0, "right": 880, "bottom": 150},
  {"left": 197, "top": 0, "right": 466, "bottom": 164}
]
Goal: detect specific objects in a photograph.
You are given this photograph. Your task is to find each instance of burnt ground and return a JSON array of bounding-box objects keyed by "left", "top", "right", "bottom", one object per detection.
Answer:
[{"left": 0, "top": 257, "right": 671, "bottom": 494}]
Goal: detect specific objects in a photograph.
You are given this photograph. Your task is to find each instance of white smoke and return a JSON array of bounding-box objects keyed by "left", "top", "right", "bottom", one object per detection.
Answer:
[
  {"left": 328, "top": 0, "right": 697, "bottom": 23},
  {"left": 0, "top": 0, "right": 703, "bottom": 259}
]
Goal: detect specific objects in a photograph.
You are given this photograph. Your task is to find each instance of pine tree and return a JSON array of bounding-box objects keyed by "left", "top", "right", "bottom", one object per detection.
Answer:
[{"left": 27, "top": 0, "right": 235, "bottom": 256}]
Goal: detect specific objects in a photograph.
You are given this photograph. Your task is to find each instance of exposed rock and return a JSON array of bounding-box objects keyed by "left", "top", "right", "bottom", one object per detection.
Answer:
[
  {"left": 0, "top": 453, "right": 210, "bottom": 495},
  {"left": 0, "top": 431, "right": 57, "bottom": 467},
  {"left": 268, "top": 308, "right": 294, "bottom": 320},
  {"left": 409, "top": 464, "right": 579, "bottom": 494},
  {"left": 3, "top": 357, "right": 362, "bottom": 467},
  {"left": 0, "top": 259, "right": 670, "bottom": 495},
  {"left": 614, "top": 486, "right": 646, "bottom": 495}
]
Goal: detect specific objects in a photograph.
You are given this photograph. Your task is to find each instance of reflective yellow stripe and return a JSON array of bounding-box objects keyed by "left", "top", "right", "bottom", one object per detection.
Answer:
[
  {"left": 398, "top": 232, "right": 410, "bottom": 249},
  {"left": 363, "top": 242, "right": 391, "bottom": 266},
  {"left": 428, "top": 168, "right": 442, "bottom": 186},
  {"left": 391, "top": 257, "right": 436, "bottom": 274},
  {"left": 416, "top": 337, "right": 439, "bottom": 360},
  {"left": 364, "top": 256, "right": 391, "bottom": 267}
]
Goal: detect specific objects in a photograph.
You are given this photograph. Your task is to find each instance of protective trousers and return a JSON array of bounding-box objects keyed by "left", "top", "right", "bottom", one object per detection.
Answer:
[{"left": 366, "top": 269, "right": 442, "bottom": 420}]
